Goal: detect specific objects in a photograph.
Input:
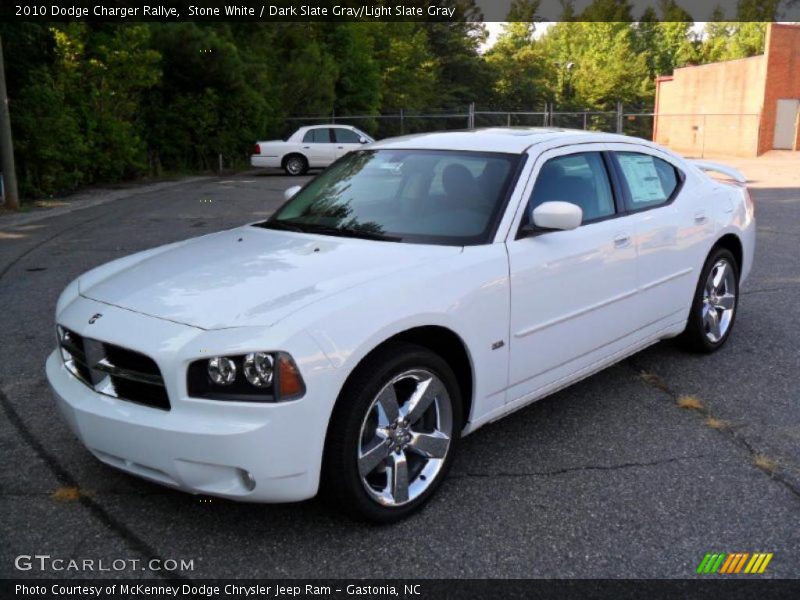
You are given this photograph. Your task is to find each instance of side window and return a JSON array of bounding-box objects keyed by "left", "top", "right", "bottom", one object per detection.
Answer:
[
  {"left": 529, "top": 152, "right": 615, "bottom": 224},
  {"left": 334, "top": 128, "right": 361, "bottom": 143},
  {"left": 302, "top": 128, "right": 332, "bottom": 143},
  {"left": 615, "top": 152, "right": 680, "bottom": 210}
]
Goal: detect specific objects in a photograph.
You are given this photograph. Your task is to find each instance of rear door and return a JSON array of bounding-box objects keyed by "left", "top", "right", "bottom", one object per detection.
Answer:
[
  {"left": 607, "top": 145, "right": 708, "bottom": 327},
  {"left": 301, "top": 128, "right": 337, "bottom": 166}
]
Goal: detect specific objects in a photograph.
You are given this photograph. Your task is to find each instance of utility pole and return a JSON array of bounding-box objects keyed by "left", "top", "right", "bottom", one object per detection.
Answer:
[{"left": 0, "top": 35, "right": 19, "bottom": 210}]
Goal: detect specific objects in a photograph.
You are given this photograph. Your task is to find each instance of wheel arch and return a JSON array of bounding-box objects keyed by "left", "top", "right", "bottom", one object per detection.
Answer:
[
  {"left": 712, "top": 233, "right": 743, "bottom": 275},
  {"left": 332, "top": 325, "right": 475, "bottom": 430}
]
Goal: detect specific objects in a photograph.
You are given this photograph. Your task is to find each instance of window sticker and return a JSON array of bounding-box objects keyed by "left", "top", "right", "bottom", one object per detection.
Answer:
[{"left": 618, "top": 154, "right": 666, "bottom": 204}]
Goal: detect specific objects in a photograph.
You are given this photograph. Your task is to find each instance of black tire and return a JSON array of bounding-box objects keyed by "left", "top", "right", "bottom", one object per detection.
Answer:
[
  {"left": 283, "top": 154, "right": 308, "bottom": 176},
  {"left": 322, "top": 341, "right": 462, "bottom": 523},
  {"left": 677, "top": 247, "right": 740, "bottom": 353}
]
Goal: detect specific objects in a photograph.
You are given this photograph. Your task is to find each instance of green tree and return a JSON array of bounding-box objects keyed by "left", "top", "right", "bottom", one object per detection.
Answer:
[
  {"left": 422, "top": 21, "right": 494, "bottom": 108},
  {"left": 370, "top": 23, "right": 439, "bottom": 112},
  {"left": 485, "top": 11, "right": 552, "bottom": 111},
  {"left": 539, "top": 22, "right": 650, "bottom": 109},
  {"left": 326, "top": 24, "right": 381, "bottom": 117},
  {"left": 635, "top": 1, "right": 698, "bottom": 78}
]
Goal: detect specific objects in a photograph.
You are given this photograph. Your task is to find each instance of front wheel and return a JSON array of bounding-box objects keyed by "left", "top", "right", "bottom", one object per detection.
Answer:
[
  {"left": 323, "top": 342, "right": 462, "bottom": 522},
  {"left": 678, "top": 247, "right": 739, "bottom": 353}
]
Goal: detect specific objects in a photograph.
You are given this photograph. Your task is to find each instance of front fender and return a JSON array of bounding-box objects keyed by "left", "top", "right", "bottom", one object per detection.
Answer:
[{"left": 280, "top": 244, "right": 512, "bottom": 430}]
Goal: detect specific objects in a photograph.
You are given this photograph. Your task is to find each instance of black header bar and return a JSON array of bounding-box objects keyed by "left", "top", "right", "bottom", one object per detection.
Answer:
[{"left": 4, "top": 0, "right": 800, "bottom": 23}]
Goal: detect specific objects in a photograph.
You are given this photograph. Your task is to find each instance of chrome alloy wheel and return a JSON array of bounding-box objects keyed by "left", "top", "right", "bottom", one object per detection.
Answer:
[
  {"left": 286, "top": 157, "right": 304, "bottom": 175},
  {"left": 702, "top": 259, "right": 737, "bottom": 343},
  {"left": 357, "top": 369, "right": 453, "bottom": 507}
]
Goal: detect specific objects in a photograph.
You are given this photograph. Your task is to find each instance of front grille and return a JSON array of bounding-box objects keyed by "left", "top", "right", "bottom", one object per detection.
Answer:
[{"left": 58, "top": 327, "right": 170, "bottom": 410}]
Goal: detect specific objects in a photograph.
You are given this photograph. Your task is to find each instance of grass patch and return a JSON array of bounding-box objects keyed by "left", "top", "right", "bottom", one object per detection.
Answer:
[
  {"left": 677, "top": 394, "right": 704, "bottom": 410},
  {"left": 52, "top": 486, "right": 82, "bottom": 501},
  {"left": 639, "top": 371, "right": 669, "bottom": 391},
  {"left": 704, "top": 417, "right": 730, "bottom": 430},
  {"left": 754, "top": 455, "right": 778, "bottom": 475}
]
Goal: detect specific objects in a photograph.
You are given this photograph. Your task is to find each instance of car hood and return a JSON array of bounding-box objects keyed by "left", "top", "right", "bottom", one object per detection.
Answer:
[{"left": 79, "top": 226, "right": 461, "bottom": 330}]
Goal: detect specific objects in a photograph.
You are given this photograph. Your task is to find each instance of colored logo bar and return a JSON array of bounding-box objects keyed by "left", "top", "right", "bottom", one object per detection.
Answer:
[{"left": 696, "top": 552, "right": 773, "bottom": 574}]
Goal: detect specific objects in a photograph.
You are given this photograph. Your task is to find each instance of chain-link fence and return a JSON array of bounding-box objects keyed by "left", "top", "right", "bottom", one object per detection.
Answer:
[{"left": 283, "top": 105, "right": 761, "bottom": 158}]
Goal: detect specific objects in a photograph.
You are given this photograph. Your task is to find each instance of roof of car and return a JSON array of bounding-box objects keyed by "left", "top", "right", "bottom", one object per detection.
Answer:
[
  {"left": 370, "top": 127, "right": 638, "bottom": 154},
  {"left": 298, "top": 124, "right": 360, "bottom": 130}
]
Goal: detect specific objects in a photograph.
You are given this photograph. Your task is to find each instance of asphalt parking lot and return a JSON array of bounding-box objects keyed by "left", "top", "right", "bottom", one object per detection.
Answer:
[{"left": 1, "top": 165, "right": 798, "bottom": 579}]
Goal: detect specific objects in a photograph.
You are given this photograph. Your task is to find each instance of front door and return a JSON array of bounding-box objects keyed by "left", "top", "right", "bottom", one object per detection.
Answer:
[
  {"left": 506, "top": 145, "right": 639, "bottom": 406},
  {"left": 332, "top": 127, "right": 364, "bottom": 159}
]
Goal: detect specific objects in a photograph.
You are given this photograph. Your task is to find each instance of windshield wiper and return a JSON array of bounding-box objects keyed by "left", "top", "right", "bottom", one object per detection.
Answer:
[
  {"left": 298, "top": 222, "right": 401, "bottom": 242},
  {"left": 255, "top": 220, "right": 305, "bottom": 233},
  {"left": 256, "top": 219, "right": 400, "bottom": 242}
]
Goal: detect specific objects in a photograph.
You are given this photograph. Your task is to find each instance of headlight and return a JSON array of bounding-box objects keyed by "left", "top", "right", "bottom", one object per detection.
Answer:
[
  {"left": 243, "top": 352, "right": 274, "bottom": 387},
  {"left": 208, "top": 356, "right": 237, "bottom": 385},
  {"left": 187, "top": 352, "right": 304, "bottom": 402}
]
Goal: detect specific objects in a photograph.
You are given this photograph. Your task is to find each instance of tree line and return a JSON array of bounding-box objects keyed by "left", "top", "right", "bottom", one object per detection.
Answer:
[{"left": 0, "top": 0, "right": 778, "bottom": 199}]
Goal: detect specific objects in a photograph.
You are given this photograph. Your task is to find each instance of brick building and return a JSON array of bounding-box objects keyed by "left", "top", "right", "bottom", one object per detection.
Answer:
[{"left": 654, "top": 23, "right": 800, "bottom": 156}]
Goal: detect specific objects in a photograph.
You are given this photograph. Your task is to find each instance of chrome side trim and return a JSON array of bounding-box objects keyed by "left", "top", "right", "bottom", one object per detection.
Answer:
[
  {"left": 514, "top": 289, "right": 638, "bottom": 338},
  {"left": 513, "top": 268, "right": 693, "bottom": 339},
  {"left": 638, "top": 267, "right": 693, "bottom": 292}
]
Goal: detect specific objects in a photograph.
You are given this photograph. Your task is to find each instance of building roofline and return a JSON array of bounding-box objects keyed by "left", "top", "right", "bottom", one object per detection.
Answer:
[{"left": 671, "top": 54, "right": 764, "bottom": 75}]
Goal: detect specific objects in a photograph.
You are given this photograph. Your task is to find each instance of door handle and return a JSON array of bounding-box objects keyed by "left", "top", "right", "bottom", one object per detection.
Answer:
[
  {"left": 613, "top": 234, "right": 631, "bottom": 248},
  {"left": 694, "top": 212, "right": 708, "bottom": 224},
  {"left": 302, "top": 146, "right": 310, "bottom": 149},
  {"left": 337, "top": 146, "right": 344, "bottom": 149}
]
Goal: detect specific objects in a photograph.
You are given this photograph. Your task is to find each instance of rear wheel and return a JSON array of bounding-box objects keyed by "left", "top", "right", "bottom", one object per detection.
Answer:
[
  {"left": 284, "top": 155, "right": 308, "bottom": 176},
  {"left": 323, "top": 342, "right": 461, "bottom": 522},
  {"left": 678, "top": 247, "right": 739, "bottom": 353}
]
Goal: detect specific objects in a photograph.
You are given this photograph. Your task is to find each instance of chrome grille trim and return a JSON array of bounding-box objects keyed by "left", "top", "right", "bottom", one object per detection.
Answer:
[
  {"left": 93, "top": 357, "right": 165, "bottom": 386},
  {"left": 57, "top": 326, "right": 170, "bottom": 410}
]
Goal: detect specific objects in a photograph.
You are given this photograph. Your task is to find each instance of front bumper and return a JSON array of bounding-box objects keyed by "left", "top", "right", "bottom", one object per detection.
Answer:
[{"left": 46, "top": 298, "right": 338, "bottom": 503}]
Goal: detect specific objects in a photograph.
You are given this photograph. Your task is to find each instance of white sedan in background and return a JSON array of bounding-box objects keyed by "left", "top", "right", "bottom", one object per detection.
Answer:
[
  {"left": 251, "top": 124, "right": 374, "bottom": 175},
  {"left": 48, "top": 128, "right": 754, "bottom": 522}
]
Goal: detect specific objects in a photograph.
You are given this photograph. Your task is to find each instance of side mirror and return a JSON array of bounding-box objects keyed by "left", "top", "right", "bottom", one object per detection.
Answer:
[
  {"left": 530, "top": 201, "right": 582, "bottom": 232},
  {"left": 284, "top": 185, "right": 302, "bottom": 201},
  {"left": 359, "top": 136, "right": 368, "bottom": 144}
]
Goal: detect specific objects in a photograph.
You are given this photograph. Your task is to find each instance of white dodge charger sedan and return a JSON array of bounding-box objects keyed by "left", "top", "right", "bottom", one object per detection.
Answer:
[
  {"left": 251, "top": 124, "right": 374, "bottom": 175},
  {"left": 48, "top": 128, "right": 755, "bottom": 521}
]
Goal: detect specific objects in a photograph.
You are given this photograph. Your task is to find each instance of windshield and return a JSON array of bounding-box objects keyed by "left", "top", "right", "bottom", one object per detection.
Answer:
[{"left": 258, "top": 149, "right": 521, "bottom": 245}]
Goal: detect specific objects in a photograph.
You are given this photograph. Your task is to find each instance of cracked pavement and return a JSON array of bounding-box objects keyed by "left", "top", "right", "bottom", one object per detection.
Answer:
[{"left": 0, "top": 166, "right": 798, "bottom": 579}]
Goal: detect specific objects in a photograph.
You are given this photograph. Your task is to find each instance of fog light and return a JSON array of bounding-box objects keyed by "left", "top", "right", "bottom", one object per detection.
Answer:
[
  {"left": 208, "top": 356, "right": 236, "bottom": 385},
  {"left": 243, "top": 352, "right": 274, "bottom": 387},
  {"left": 240, "top": 469, "right": 256, "bottom": 491}
]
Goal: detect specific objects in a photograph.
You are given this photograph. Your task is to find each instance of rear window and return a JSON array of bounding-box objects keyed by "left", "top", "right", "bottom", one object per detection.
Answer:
[
  {"left": 302, "top": 128, "right": 332, "bottom": 143},
  {"left": 616, "top": 152, "right": 680, "bottom": 210}
]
